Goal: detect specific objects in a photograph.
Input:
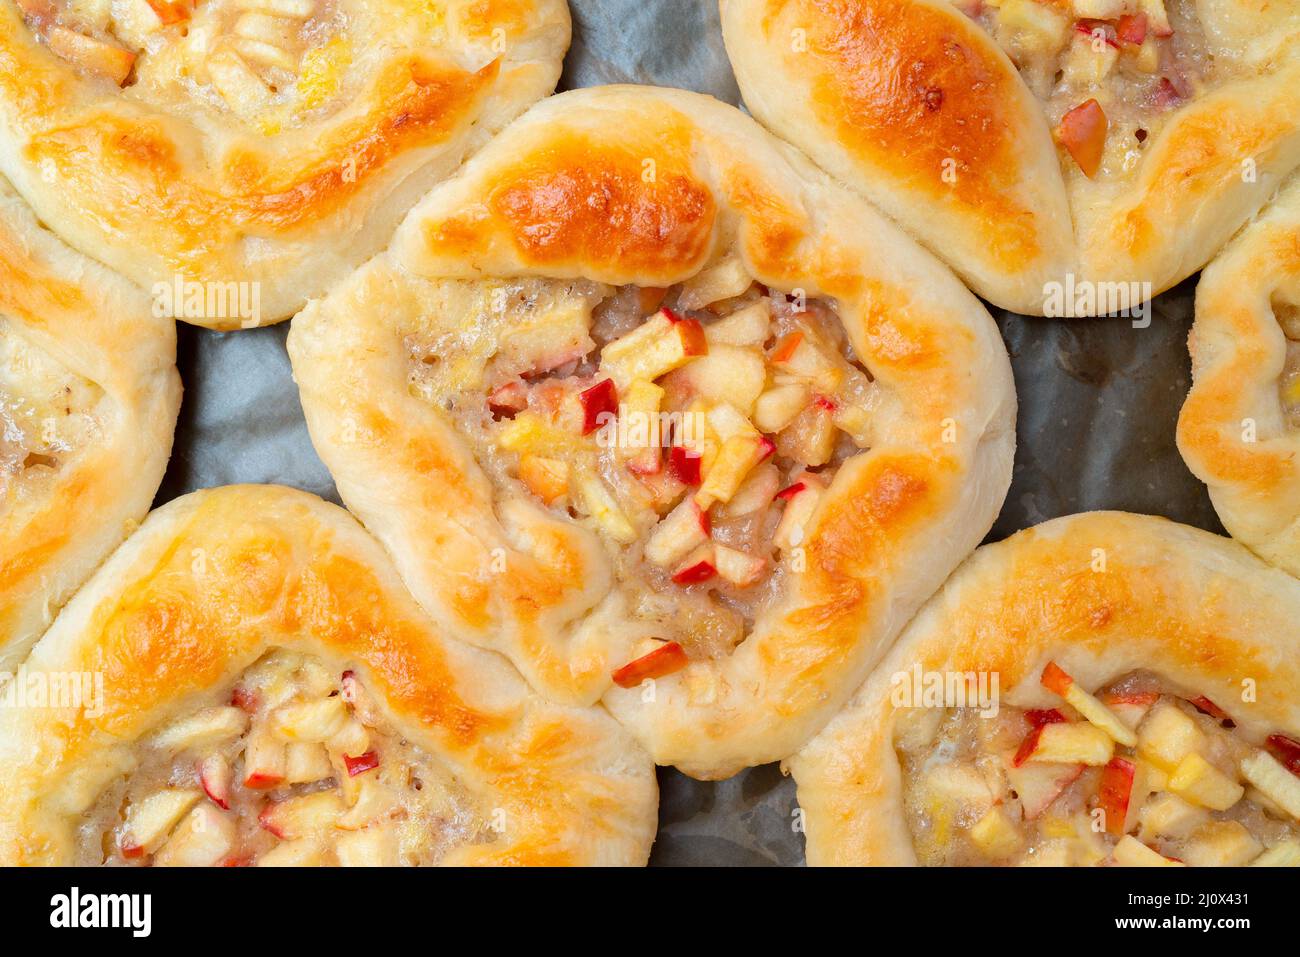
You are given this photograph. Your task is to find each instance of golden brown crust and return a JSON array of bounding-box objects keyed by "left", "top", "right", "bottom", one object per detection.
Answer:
[
  {"left": 0, "top": 177, "right": 179, "bottom": 670},
  {"left": 289, "top": 85, "right": 1016, "bottom": 778},
  {"left": 721, "top": 0, "right": 1300, "bottom": 315},
  {"left": 1178, "top": 175, "right": 1300, "bottom": 574},
  {"left": 0, "top": 485, "right": 658, "bottom": 866},
  {"left": 0, "top": 0, "right": 570, "bottom": 327},
  {"left": 790, "top": 511, "right": 1300, "bottom": 865}
]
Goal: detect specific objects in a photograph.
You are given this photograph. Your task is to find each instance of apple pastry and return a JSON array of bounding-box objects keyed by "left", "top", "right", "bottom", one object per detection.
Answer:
[
  {"left": 1179, "top": 176, "right": 1300, "bottom": 577},
  {"left": 0, "top": 485, "right": 658, "bottom": 866},
  {"left": 0, "top": 0, "right": 570, "bottom": 327},
  {"left": 790, "top": 511, "right": 1300, "bottom": 865},
  {"left": 288, "top": 85, "right": 1016, "bottom": 779},
  {"left": 0, "top": 176, "right": 179, "bottom": 670},
  {"left": 720, "top": 0, "right": 1300, "bottom": 315}
]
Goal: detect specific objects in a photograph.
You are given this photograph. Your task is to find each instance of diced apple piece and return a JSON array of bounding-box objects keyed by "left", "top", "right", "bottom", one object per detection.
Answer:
[
  {"left": 47, "top": 28, "right": 137, "bottom": 85},
  {"left": 573, "top": 468, "right": 636, "bottom": 543},
  {"left": 1139, "top": 0, "right": 1171, "bottom": 36},
  {"left": 198, "top": 755, "right": 233, "bottom": 809},
  {"left": 678, "top": 257, "right": 752, "bottom": 310},
  {"left": 773, "top": 474, "right": 826, "bottom": 551},
  {"left": 720, "top": 463, "right": 780, "bottom": 518},
  {"left": 713, "top": 544, "right": 767, "bottom": 588},
  {"left": 272, "top": 696, "right": 348, "bottom": 742},
  {"left": 777, "top": 400, "right": 837, "bottom": 467},
  {"left": 1006, "top": 760, "right": 1083, "bottom": 820},
  {"left": 923, "top": 763, "right": 994, "bottom": 809},
  {"left": 205, "top": 49, "right": 271, "bottom": 117},
  {"left": 153, "top": 706, "right": 248, "bottom": 753},
  {"left": 599, "top": 310, "right": 707, "bottom": 390},
  {"left": 1111, "top": 835, "right": 1183, "bottom": 867},
  {"left": 1251, "top": 840, "right": 1300, "bottom": 867},
  {"left": 1181, "top": 821, "right": 1261, "bottom": 867},
  {"left": 1100, "top": 690, "right": 1159, "bottom": 730},
  {"left": 336, "top": 777, "right": 397, "bottom": 830},
  {"left": 667, "top": 445, "right": 703, "bottom": 485},
  {"left": 1056, "top": 98, "right": 1108, "bottom": 179},
  {"left": 258, "top": 790, "right": 346, "bottom": 840},
  {"left": 488, "top": 380, "right": 528, "bottom": 418},
  {"left": 518, "top": 454, "right": 570, "bottom": 505},
  {"left": 671, "top": 545, "right": 717, "bottom": 585},
  {"left": 153, "top": 804, "right": 235, "bottom": 867},
  {"left": 1072, "top": 0, "right": 1126, "bottom": 16},
  {"left": 705, "top": 302, "right": 770, "bottom": 347},
  {"left": 704, "top": 402, "right": 758, "bottom": 442},
  {"left": 968, "top": 807, "right": 1023, "bottom": 859},
  {"left": 1168, "top": 753, "right": 1244, "bottom": 811},
  {"left": 1137, "top": 701, "right": 1203, "bottom": 770},
  {"left": 769, "top": 330, "right": 845, "bottom": 394},
  {"left": 618, "top": 379, "right": 664, "bottom": 474},
  {"left": 121, "top": 789, "right": 203, "bottom": 857},
  {"left": 831, "top": 401, "right": 872, "bottom": 448},
  {"left": 664, "top": 346, "right": 767, "bottom": 417},
  {"left": 335, "top": 825, "right": 400, "bottom": 867},
  {"left": 575, "top": 379, "right": 616, "bottom": 436},
  {"left": 754, "top": 381, "right": 812, "bottom": 434},
  {"left": 695, "top": 434, "right": 772, "bottom": 510},
  {"left": 1027, "top": 722, "right": 1114, "bottom": 765},
  {"left": 284, "top": 742, "right": 333, "bottom": 785},
  {"left": 256, "top": 837, "right": 325, "bottom": 867},
  {"left": 1240, "top": 751, "right": 1300, "bottom": 820},
  {"left": 611, "top": 641, "right": 688, "bottom": 688},
  {"left": 1040, "top": 662, "right": 1136, "bottom": 746},
  {"left": 242, "top": 726, "right": 286, "bottom": 789},
  {"left": 644, "top": 498, "right": 710, "bottom": 567},
  {"left": 235, "top": 36, "right": 297, "bottom": 71},
  {"left": 1138, "top": 792, "right": 1207, "bottom": 842},
  {"left": 1098, "top": 757, "right": 1136, "bottom": 835},
  {"left": 1116, "top": 12, "right": 1147, "bottom": 45}
]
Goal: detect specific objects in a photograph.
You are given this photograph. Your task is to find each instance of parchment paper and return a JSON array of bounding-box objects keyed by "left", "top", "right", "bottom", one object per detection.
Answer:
[{"left": 153, "top": 0, "right": 1222, "bottom": 866}]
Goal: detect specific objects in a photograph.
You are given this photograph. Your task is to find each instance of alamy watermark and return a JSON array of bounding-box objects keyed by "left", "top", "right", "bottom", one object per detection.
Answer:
[
  {"left": 0, "top": 669, "right": 103, "bottom": 717},
  {"left": 890, "top": 664, "right": 1000, "bottom": 718},
  {"left": 1043, "top": 274, "right": 1153, "bottom": 328},
  {"left": 152, "top": 275, "right": 262, "bottom": 327}
]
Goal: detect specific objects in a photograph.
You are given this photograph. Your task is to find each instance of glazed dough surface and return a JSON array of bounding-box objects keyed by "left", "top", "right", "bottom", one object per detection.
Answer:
[
  {"left": 1178, "top": 175, "right": 1300, "bottom": 576},
  {"left": 0, "top": 485, "right": 658, "bottom": 866},
  {"left": 791, "top": 512, "right": 1300, "bottom": 865},
  {"left": 0, "top": 176, "right": 179, "bottom": 670},
  {"left": 0, "top": 0, "right": 570, "bottom": 327},
  {"left": 721, "top": 0, "right": 1300, "bottom": 315},
  {"left": 288, "top": 85, "right": 1016, "bottom": 779}
]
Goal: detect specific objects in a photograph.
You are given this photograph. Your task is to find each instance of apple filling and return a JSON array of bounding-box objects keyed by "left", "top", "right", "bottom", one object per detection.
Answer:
[
  {"left": 954, "top": 0, "right": 1227, "bottom": 179},
  {"left": 896, "top": 661, "right": 1300, "bottom": 866},
  {"left": 0, "top": 318, "right": 102, "bottom": 506},
  {"left": 77, "top": 650, "right": 482, "bottom": 866},
  {"left": 405, "top": 264, "right": 877, "bottom": 672},
  {"left": 1276, "top": 299, "right": 1300, "bottom": 427},
  {"left": 15, "top": 0, "right": 349, "bottom": 126}
]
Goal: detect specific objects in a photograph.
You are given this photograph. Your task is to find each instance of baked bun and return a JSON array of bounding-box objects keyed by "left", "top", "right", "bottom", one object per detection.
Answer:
[
  {"left": 289, "top": 85, "right": 1015, "bottom": 779},
  {"left": 791, "top": 512, "right": 1300, "bottom": 866},
  {"left": 0, "top": 485, "right": 658, "bottom": 866},
  {"left": 1179, "top": 176, "right": 1300, "bottom": 575},
  {"left": 0, "top": 0, "right": 570, "bottom": 328},
  {"left": 721, "top": 0, "right": 1300, "bottom": 315},
  {"left": 0, "top": 176, "right": 179, "bottom": 670}
]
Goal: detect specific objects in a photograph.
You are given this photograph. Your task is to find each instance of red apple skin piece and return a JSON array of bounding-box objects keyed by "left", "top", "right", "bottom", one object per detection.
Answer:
[
  {"left": 770, "top": 332, "right": 803, "bottom": 364},
  {"left": 668, "top": 446, "right": 702, "bottom": 485},
  {"left": 1188, "top": 695, "right": 1233, "bottom": 724},
  {"left": 1099, "top": 757, "right": 1136, "bottom": 835},
  {"left": 198, "top": 756, "right": 232, "bottom": 810},
  {"left": 1040, "top": 661, "right": 1074, "bottom": 696},
  {"left": 1075, "top": 19, "right": 1118, "bottom": 47},
  {"left": 243, "top": 770, "right": 284, "bottom": 790},
  {"left": 343, "top": 751, "right": 380, "bottom": 777},
  {"left": 1025, "top": 708, "right": 1067, "bottom": 728},
  {"left": 658, "top": 309, "right": 708, "bottom": 356},
  {"left": 1012, "top": 726, "right": 1046, "bottom": 768},
  {"left": 611, "top": 642, "right": 689, "bottom": 688},
  {"left": 231, "top": 686, "right": 258, "bottom": 711},
  {"left": 488, "top": 381, "right": 528, "bottom": 418},
  {"left": 222, "top": 854, "right": 254, "bottom": 867},
  {"left": 1117, "top": 13, "right": 1147, "bottom": 45},
  {"left": 1056, "top": 99, "right": 1108, "bottom": 179},
  {"left": 775, "top": 481, "right": 806, "bottom": 501},
  {"left": 1103, "top": 690, "right": 1159, "bottom": 706},
  {"left": 672, "top": 558, "right": 717, "bottom": 586},
  {"left": 756, "top": 436, "right": 776, "bottom": 461},
  {"left": 579, "top": 379, "right": 618, "bottom": 435},
  {"left": 1266, "top": 734, "right": 1300, "bottom": 776},
  {"left": 120, "top": 840, "right": 145, "bottom": 860}
]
